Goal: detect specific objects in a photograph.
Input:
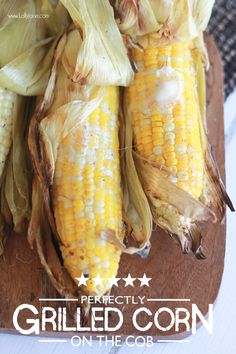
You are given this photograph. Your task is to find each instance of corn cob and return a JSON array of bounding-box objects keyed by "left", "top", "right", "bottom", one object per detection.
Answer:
[
  {"left": 124, "top": 36, "right": 234, "bottom": 254},
  {"left": 125, "top": 40, "right": 204, "bottom": 248},
  {"left": 52, "top": 86, "right": 124, "bottom": 295},
  {"left": 27, "top": 27, "right": 134, "bottom": 297},
  {"left": 129, "top": 42, "right": 204, "bottom": 195},
  {"left": 116, "top": 0, "right": 234, "bottom": 255},
  {"left": 0, "top": 88, "right": 18, "bottom": 179}
]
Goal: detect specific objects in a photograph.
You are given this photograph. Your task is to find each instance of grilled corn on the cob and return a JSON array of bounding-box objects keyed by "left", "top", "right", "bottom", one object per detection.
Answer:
[
  {"left": 125, "top": 40, "right": 206, "bottom": 251},
  {"left": 52, "top": 86, "right": 124, "bottom": 295},
  {"left": 28, "top": 28, "right": 146, "bottom": 298},
  {"left": 119, "top": 0, "right": 234, "bottom": 255}
]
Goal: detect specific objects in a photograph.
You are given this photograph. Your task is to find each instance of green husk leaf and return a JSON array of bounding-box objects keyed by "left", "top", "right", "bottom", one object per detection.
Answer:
[{"left": 60, "top": 0, "right": 134, "bottom": 86}]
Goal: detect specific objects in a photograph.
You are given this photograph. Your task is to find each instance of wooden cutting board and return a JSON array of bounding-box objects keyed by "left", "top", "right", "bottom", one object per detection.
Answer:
[{"left": 0, "top": 35, "right": 226, "bottom": 339}]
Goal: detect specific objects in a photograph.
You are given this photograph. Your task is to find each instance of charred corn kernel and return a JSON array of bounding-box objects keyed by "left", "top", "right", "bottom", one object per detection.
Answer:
[
  {"left": 0, "top": 87, "right": 18, "bottom": 178},
  {"left": 125, "top": 39, "right": 204, "bottom": 221},
  {"left": 52, "top": 87, "right": 123, "bottom": 296}
]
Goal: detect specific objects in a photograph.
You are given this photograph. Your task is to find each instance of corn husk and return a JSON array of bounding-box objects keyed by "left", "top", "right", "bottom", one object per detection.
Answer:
[
  {"left": 4, "top": 97, "right": 32, "bottom": 230},
  {"left": 114, "top": 0, "right": 160, "bottom": 37},
  {"left": 0, "top": 0, "right": 69, "bottom": 253},
  {"left": 0, "top": 0, "right": 68, "bottom": 95},
  {"left": 194, "top": 49, "right": 234, "bottom": 217},
  {"left": 119, "top": 94, "right": 152, "bottom": 255},
  {"left": 114, "top": 0, "right": 215, "bottom": 56},
  {"left": 59, "top": 0, "right": 133, "bottom": 86},
  {"left": 28, "top": 28, "right": 151, "bottom": 300},
  {"left": 28, "top": 177, "right": 80, "bottom": 302}
]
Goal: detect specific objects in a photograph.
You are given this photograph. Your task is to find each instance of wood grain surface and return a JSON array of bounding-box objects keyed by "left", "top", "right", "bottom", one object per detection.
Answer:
[{"left": 0, "top": 35, "right": 226, "bottom": 338}]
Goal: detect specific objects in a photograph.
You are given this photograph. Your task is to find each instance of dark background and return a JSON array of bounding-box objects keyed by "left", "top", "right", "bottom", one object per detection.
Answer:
[{"left": 208, "top": 0, "right": 236, "bottom": 99}]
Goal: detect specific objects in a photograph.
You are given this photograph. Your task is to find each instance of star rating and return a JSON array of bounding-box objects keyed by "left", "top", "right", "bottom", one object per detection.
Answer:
[
  {"left": 123, "top": 273, "right": 136, "bottom": 287},
  {"left": 108, "top": 275, "right": 120, "bottom": 287},
  {"left": 75, "top": 274, "right": 152, "bottom": 288},
  {"left": 92, "top": 275, "right": 104, "bottom": 286},
  {"left": 75, "top": 273, "right": 89, "bottom": 286},
  {"left": 138, "top": 273, "right": 152, "bottom": 287}
]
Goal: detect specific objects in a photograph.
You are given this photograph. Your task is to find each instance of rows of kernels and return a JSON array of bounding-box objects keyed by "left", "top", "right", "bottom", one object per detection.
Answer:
[
  {"left": 126, "top": 40, "right": 204, "bottom": 211},
  {"left": 53, "top": 87, "right": 123, "bottom": 295},
  {"left": 0, "top": 87, "right": 16, "bottom": 176}
]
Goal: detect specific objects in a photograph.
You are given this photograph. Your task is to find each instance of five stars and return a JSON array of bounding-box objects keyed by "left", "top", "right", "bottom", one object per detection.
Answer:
[{"left": 76, "top": 273, "right": 152, "bottom": 288}]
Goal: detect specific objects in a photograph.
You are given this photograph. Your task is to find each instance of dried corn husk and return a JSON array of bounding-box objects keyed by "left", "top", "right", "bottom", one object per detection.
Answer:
[
  {"left": 119, "top": 95, "right": 152, "bottom": 254},
  {"left": 28, "top": 177, "right": 80, "bottom": 301},
  {"left": 0, "top": 0, "right": 68, "bottom": 95},
  {"left": 0, "top": 0, "right": 69, "bottom": 253},
  {"left": 194, "top": 49, "right": 234, "bottom": 217},
  {"left": 28, "top": 28, "right": 151, "bottom": 300},
  {"left": 59, "top": 0, "right": 134, "bottom": 86},
  {"left": 114, "top": 0, "right": 215, "bottom": 60},
  {"left": 114, "top": 0, "right": 160, "bottom": 36},
  {"left": 4, "top": 97, "right": 32, "bottom": 230}
]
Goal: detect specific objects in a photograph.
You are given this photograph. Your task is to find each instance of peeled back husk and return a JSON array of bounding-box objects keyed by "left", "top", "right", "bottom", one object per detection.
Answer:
[
  {"left": 0, "top": 0, "right": 69, "bottom": 254},
  {"left": 3, "top": 97, "right": 32, "bottom": 232},
  {"left": 119, "top": 94, "right": 153, "bottom": 256},
  {"left": 59, "top": 0, "right": 134, "bottom": 86},
  {"left": 194, "top": 48, "right": 234, "bottom": 217},
  {"left": 0, "top": 0, "right": 69, "bottom": 96},
  {"left": 113, "top": 0, "right": 215, "bottom": 62}
]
